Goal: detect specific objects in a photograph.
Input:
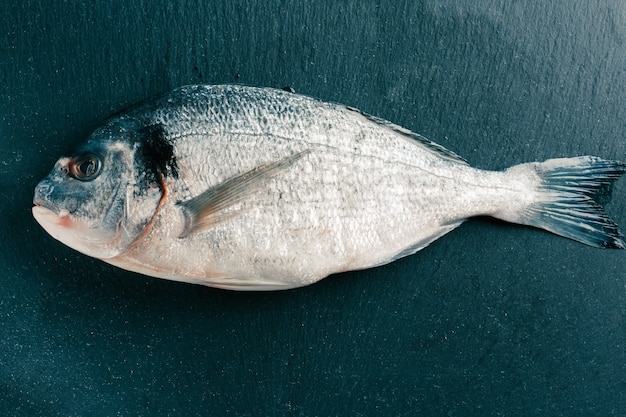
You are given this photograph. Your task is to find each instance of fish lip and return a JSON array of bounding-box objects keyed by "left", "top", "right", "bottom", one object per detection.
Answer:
[
  {"left": 32, "top": 195, "right": 70, "bottom": 218},
  {"left": 32, "top": 194, "right": 56, "bottom": 212}
]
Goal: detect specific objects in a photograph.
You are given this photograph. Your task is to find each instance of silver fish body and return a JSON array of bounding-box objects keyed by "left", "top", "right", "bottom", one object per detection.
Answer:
[{"left": 33, "top": 85, "right": 625, "bottom": 290}]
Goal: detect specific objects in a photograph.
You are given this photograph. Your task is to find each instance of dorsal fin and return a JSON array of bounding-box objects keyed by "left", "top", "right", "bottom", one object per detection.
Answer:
[{"left": 346, "top": 107, "right": 468, "bottom": 165}]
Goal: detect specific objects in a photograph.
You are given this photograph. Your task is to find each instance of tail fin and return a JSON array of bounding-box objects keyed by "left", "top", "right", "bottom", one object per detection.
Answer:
[{"left": 503, "top": 156, "right": 625, "bottom": 248}]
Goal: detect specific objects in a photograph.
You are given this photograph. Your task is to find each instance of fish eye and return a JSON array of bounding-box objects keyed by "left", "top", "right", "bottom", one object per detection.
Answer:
[{"left": 69, "top": 153, "right": 102, "bottom": 181}]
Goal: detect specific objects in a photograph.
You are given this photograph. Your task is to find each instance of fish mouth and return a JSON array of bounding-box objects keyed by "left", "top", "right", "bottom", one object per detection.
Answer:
[
  {"left": 32, "top": 200, "right": 125, "bottom": 260},
  {"left": 32, "top": 195, "right": 70, "bottom": 219},
  {"left": 32, "top": 191, "right": 74, "bottom": 232},
  {"left": 32, "top": 204, "right": 73, "bottom": 231},
  {"left": 33, "top": 194, "right": 52, "bottom": 210}
]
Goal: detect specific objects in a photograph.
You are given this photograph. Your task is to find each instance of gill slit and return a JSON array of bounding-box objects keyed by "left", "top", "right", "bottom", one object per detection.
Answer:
[{"left": 125, "top": 172, "right": 169, "bottom": 252}]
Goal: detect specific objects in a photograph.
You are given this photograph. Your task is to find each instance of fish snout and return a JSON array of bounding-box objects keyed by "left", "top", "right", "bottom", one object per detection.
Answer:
[
  {"left": 33, "top": 180, "right": 69, "bottom": 216},
  {"left": 33, "top": 180, "right": 55, "bottom": 206}
]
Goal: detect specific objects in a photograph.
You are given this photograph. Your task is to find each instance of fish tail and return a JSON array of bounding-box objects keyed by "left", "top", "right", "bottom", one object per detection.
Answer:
[{"left": 495, "top": 156, "right": 626, "bottom": 248}]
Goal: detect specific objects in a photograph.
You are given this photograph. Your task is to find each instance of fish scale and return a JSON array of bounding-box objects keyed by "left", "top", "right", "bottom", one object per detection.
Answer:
[{"left": 32, "top": 84, "right": 625, "bottom": 290}]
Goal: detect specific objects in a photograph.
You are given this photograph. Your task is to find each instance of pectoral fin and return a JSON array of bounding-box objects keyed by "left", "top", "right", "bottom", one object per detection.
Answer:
[{"left": 178, "top": 150, "right": 309, "bottom": 237}]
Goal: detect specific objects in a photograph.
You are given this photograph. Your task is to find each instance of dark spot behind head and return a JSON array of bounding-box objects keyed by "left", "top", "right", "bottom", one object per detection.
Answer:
[{"left": 137, "top": 124, "right": 179, "bottom": 181}]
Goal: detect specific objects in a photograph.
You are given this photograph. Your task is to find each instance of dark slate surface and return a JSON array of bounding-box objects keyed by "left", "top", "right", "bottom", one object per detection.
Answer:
[{"left": 1, "top": 1, "right": 625, "bottom": 416}]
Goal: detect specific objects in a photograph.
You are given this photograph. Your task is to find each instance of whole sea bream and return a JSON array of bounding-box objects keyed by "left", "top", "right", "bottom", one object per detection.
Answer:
[{"left": 33, "top": 85, "right": 625, "bottom": 290}]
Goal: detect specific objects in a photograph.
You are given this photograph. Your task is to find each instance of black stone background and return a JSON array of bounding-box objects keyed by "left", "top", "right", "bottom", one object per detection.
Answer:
[{"left": 1, "top": 1, "right": 625, "bottom": 416}]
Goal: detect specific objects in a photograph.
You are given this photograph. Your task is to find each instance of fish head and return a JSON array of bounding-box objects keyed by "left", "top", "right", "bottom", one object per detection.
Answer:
[{"left": 33, "top": 121, "right": 163, "bottom": 259}]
